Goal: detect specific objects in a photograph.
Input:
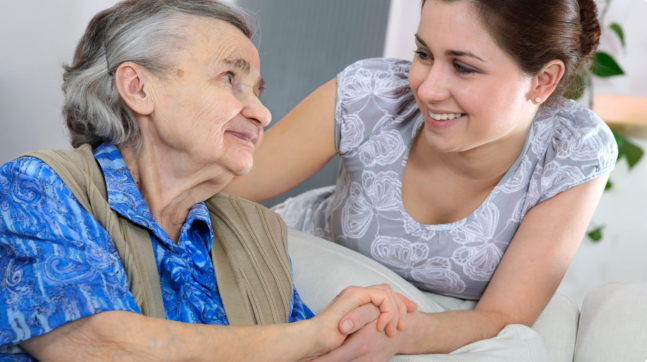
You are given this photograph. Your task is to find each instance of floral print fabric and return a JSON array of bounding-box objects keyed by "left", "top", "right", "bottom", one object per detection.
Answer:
[
  {"left": 0, "top": 142, "right": 312, "bottom": 360},
  {"left": 273, "top": 58, "right": 617, "bottom": 300}
]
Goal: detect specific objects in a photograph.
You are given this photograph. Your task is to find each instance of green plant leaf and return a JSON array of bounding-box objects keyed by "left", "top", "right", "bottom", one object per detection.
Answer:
[
  {"left": 623, "top": 138, "right": 644, "bottom": 169},
  {"left": 587, "top": 227, "right": 604, "bottom": 242},
  {"left": 592, "top": 52, "right": 625, "bottom": 78},
  {"left": 609, "top": 23, "right": 625, "bottom": 48},
  {"left": 614, "top": 131, "right": 625, "bottom": 161},
  {"left": 604, "top": 180, "right": 613, "bottom": 191}
]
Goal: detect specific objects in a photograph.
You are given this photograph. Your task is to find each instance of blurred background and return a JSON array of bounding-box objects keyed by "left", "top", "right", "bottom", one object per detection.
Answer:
[{"left": 0, "top": 0, "right": 645, "bottom": 306}]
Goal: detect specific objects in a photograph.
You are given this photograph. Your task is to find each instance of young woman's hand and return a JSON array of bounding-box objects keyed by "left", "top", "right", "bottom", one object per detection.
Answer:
[
  {"left": 311, "top": 318, "right": 409, "bottom": 362},
  {"left": 310, "top": 284, "right": 417, "bottom": 357},
  {"left": 340, "top": 284, "right": 418, "bottom": 337}
]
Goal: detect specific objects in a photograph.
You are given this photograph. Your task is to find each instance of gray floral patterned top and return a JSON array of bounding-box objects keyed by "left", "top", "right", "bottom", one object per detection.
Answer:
[{"left": 273, "top": 58, "right": 617, "bottom": 300}]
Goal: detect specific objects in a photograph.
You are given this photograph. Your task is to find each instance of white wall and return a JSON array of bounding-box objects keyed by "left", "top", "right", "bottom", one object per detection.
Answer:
[
  {"left": 593, "top": 0, "right": 647, "bottom": 97},
  {"left": 0, "top": 0, "right": 235, "bottom": 164},
  {"left": 383, "top": 0, "right": 647, "bottom": 306},
  {"left": 0, "top": 1, "right": 120, "bottom": 163},
  {"left": 384, "top": 0, "right": 421, "bottom": 61}
]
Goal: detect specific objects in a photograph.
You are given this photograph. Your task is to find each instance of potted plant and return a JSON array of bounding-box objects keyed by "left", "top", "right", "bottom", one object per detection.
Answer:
[{"left": 566, "top": 0, "right": 645, "bottom": 241}]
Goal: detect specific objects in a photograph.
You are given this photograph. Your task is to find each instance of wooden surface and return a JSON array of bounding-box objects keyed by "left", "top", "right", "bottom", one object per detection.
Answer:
[{"left": 593, "top": 94, "right": 647, "bottom": 126}]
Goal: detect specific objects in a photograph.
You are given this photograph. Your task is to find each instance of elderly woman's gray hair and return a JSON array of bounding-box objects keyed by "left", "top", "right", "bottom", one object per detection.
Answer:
[{"left": 62, "top": 0, "right": 256, "bottom": 149}]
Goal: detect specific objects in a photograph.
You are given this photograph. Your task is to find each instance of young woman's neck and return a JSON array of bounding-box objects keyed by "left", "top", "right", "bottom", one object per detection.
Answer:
[{"left": 415, "top": 119, "right": 532, "bottom": 187}]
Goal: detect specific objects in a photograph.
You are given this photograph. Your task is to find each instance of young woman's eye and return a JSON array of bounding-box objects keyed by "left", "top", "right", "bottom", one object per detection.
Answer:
[
  {"left": 455, "top": 62, "right": 476, "bottom": 75},
  {"left": 414, "top": 50, "right": 432, "bottom": 62}
]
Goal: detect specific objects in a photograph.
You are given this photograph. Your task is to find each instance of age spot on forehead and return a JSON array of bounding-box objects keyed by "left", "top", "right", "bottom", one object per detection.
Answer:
[{"left": 176, "top": 69, "right": 184, "bottom": 78}]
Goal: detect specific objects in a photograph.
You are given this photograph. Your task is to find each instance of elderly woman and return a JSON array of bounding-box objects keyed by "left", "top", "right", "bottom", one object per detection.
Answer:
[{"left": 0, "top": 1, "right": 416, "bottom": 361}]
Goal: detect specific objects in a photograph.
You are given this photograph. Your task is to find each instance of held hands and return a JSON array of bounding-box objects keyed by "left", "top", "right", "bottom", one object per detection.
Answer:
[
  {"left": 313, "top": 318, "right": 407, "bottom": 362},
  {"left": 310, "top": 284, "right": 417, "bottom": 359},
  {"left": 338, "top": 284, "right": 418, "bottom": 338}
]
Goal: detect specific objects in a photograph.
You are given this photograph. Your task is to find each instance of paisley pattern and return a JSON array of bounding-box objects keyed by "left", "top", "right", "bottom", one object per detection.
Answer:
[
  {"left": 273, "top": 58, "right": 617, "bottom": 300},
  {"left": 0, "top": 142, "right": 312, "bottom": 360},
  {"left": 341, "top": 171, "right": 402, "bottom": 239},
  {"left": 371, "top": 237, "right": 465, "bottom": 293}
]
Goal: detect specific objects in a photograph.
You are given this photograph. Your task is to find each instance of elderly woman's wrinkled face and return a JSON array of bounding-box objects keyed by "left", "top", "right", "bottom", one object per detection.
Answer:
[{"left": 147, "top": 17, "right": 270, "bottom": 177}]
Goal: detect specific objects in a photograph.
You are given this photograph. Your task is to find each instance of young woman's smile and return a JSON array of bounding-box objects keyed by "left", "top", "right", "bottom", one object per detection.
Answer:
[
  {"left": 409, "top": 0, "right": 538, "bottom": 154},
  {"left": 426, "top": 108, "right": 466, "bottom": 129}
]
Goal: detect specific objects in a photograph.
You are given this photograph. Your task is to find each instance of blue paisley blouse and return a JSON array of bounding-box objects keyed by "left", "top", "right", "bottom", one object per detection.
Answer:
[{"left": 0, "top": 142, "right": 313, "bottom": 360}]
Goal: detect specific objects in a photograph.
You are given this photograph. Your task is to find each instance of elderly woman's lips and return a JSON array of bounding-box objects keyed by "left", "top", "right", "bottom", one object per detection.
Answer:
[{"left": 226, "top": 131, "right": 258, "bottom": 146}]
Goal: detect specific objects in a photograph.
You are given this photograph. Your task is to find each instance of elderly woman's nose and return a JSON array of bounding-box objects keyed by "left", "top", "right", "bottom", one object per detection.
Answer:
[
  {"left": 418, "top": 64, "right": 451, "bottom": 103},
  {"left": 241, "top": 97, "right": 272, "bottom": 127}
]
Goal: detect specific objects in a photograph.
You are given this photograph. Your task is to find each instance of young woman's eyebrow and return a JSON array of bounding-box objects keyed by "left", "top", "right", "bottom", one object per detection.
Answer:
[
  {"left": 415, "top": 34, "right": 485, "bottom": 62},
  {"left": 445, "top": 50, "right": 485, "bottom": 62},
  {"left": 414, "top": 34, "right": 428, "bottom": 47}
]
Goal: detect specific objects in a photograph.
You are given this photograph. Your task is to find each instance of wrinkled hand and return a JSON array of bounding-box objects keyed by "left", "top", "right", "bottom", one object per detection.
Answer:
[
  {"left": 310, "top": 284, "right": 417, "bottom": 359},
  {"left": 312, "top": 319, "right": 404, "bottom": 362}
]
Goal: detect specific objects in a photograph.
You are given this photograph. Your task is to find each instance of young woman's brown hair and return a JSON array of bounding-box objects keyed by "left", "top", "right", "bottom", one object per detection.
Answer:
[{"left": 422, "top": 0, "right": 601, "bottom": 105}]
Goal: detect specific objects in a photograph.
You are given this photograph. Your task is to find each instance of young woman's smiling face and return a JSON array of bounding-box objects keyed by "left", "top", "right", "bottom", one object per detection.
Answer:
[{"left": 409, "top": 0, "right": 539, "bottom": 154}]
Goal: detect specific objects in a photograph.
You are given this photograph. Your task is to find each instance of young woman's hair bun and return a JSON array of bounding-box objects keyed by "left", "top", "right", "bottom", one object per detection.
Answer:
[{"left": 578, "top": 0, "right": 602, "bottom": 60}]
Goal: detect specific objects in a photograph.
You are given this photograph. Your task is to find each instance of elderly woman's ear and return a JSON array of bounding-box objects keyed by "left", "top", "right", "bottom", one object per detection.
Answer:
[{"left": 115, "top": 62, "right": 155, "bottom": 117}]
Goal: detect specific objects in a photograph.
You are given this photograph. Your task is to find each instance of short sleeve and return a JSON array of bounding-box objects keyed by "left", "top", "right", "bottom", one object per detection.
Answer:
[
  {"left": 288, "top": 286, "right": 314, "bottom": 322},
  {"left": 287, "top": 258, "right": 314, "bottom": 322},
  {"left": 335, "top": 58, "right": 417, "bottom": 155},
  {"left": 528, "top": 100, "right": 618, "bottom": 205},
  {"left": 0, "top": 157, "right": 140, "bottom": 352}
]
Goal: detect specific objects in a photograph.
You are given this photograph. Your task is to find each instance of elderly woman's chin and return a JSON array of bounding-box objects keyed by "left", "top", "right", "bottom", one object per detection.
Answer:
[
  {"left": 219, "top": 138, "right": 258, "bottom": 177},
  {"left": 228, "top": 154, "right": 255, "bottom": 177}
]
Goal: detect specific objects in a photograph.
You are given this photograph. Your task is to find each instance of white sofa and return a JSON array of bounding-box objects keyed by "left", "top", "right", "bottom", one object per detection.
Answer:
[{"left": 287, "top": 229, "right": 647, "bottom": 362}]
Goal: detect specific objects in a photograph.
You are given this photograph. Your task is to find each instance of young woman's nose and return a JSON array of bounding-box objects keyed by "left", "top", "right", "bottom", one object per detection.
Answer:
[{"left": 417, "top": 63, "right": 452, "bottom": 104}]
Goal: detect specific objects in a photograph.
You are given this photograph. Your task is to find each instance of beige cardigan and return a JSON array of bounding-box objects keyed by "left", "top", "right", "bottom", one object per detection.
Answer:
[{"left": 20, "top": 144, "right": 293, "bottom": 325}]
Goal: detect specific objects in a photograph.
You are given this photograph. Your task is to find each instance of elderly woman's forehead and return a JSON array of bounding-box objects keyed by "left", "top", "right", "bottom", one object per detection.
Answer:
[
  {"left": 187, "top": 17, "right": 258, "bottom": 65},
  {"left": 188, "top": 17, "right": 252, "bottom": 48}
]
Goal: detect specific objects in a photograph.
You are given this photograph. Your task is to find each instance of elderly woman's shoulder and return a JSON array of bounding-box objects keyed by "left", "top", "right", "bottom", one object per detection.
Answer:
[
  {"left": 0, "top": 155, "right": 113, "bottom": 245},
  {"left": 210, "top": 193, "right": 285, "bottom": 220},
  {"left": 1, "top": 156, "right": 55, "bottom": 186},
  {"left": 0, "top": 155, "right": 81, "bottom": 218}
]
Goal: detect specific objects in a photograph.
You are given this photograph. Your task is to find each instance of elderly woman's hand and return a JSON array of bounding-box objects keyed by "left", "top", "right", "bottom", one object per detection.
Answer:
[
  {"left": 310, "top": 284, "right": 417, "bottom": 357},
  {"left": 311, "top": 318, "right": 408, "bottom": 362},
  {"left": 338, "top": 284, "right": 418, "bottom": 337}
]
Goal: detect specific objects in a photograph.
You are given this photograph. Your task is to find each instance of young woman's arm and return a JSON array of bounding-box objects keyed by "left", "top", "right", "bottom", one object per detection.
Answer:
[
  {"left": 223, "top": 79, "right": 338, "bottom": 202},
  {"left": 314, "top": 172, "right": 609, "bottom": 360}
]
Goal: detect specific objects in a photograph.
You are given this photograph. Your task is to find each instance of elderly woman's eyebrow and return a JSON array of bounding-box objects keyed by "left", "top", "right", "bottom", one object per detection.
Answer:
[
  {"left": 222, "top": 56, "right": 251, "bottom": 74},
  {"left": 220, "top": 56, "right": 264, "bottom": 95},
  {"left": 258, "top": 77, "right": 266, "bottom": 94}
]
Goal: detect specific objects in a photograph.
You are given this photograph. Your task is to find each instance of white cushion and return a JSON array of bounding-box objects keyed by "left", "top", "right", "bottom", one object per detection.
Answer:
[
  {"left": 532, "top": 293, "right": 579, "bottom": 362},
  {"left": 288, "top": 229, "right": 577, "bottom": 362},
  {"left": 574, "top": 281, "right": 647, "bottom": 362},
  {"left": 288, "top": 228, "right": 442, "bottom": 314}
]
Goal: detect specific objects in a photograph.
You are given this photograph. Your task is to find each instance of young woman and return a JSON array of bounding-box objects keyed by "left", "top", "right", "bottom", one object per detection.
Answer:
[{"left": 225, "top": 0, "right": 616, "bottom": 359}]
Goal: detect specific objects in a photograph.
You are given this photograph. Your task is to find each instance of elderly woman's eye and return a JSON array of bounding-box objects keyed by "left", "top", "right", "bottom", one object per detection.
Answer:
[{"left": 222, "top": 73, "right": 234, "bottom": 84}]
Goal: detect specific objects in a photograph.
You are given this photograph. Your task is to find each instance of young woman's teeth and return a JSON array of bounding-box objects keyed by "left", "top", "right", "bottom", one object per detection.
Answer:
[{"left": 428, "top": 111, "right": 463, "bottom": 121}]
